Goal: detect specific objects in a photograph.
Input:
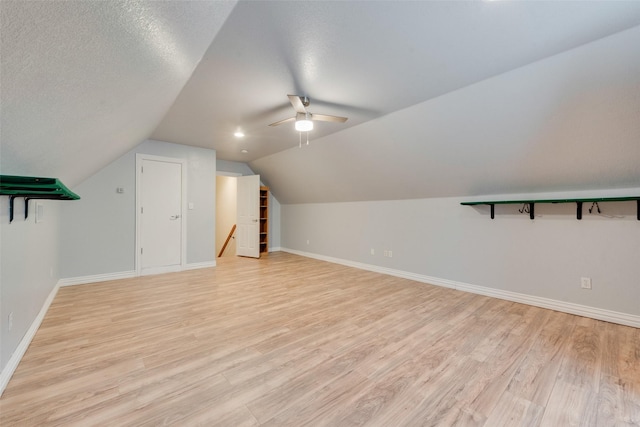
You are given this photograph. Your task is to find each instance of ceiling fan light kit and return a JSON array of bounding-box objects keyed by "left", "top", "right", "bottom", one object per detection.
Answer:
[
  {"left": 270, "top": 95, "right": 348, "bottom": 134},
  {"left": 295, "top": 116, "right": 313, "bottom": 132}
]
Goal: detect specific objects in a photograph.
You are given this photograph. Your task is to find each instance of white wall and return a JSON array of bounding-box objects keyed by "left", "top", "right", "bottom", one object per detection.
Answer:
[
  {"left": 282, "top": 189, "right": 640, "bottom": 318},
  {"left": 217, "top": 159, "right": 255, "bottom": 176},
  {"left": 0, "top": 199, "right": 60, "bottom": 372},
  {"left": 60, "top": 139, "right": 216, "bottom": 278},
  {"left": 269, "top": 193, "right": 281, "bottom": 250}
]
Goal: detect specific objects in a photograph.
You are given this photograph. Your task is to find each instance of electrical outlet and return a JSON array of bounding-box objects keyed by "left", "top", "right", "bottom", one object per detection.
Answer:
[
  {"left": 306, "top": 239, "right": 310, "bottom": 245},
  {"left": 384, "top": 250, "right": 388, "bottom": 257},
  {"left": 388, "top": 250, "right": 393, "bottom": 258},
  {"left": 370, "top": 248, "right": 375, "bottom": 255},
  {"left": 8, "top": 312, "right": 13, "bottom": 331},
  {"left": 581, "top": 277, "right": 592, "bottom": 290}
]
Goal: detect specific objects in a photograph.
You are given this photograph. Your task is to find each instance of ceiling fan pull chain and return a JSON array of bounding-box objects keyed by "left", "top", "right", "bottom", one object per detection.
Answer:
[
  {"left": 299, "top": 131, "right": 302, "bottom": 148},
  {"left": 306, "top": 132, "right": 310, "bottom": 145}
]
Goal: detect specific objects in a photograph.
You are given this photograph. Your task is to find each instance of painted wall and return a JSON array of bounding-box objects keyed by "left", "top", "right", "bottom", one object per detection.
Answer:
[
  {"left": 60, "top": 139, "right": 216, "bottom": 278},
  {"left": 282, "top": 188, "right": 640, "bottom": 317},
  {"left": 0, "top": 199, "right": 60, "bottom": 372},
  {"left": 269, "top": 193, "right": 281, "bottom": 250},
  {"left": 217, "top": 159, "right": 255, "bottom": 176},
  {"left": 216, "top": 176, "right": 237, "bottom": 257}
]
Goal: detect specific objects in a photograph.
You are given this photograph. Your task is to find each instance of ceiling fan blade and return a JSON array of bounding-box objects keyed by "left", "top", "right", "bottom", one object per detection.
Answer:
[
  {"left": 268, "top": 117, "right": 296, "bottom": 127},
  {"left": 288, "top": 95, "right": 308, "bottom": 114},
  {"left": 310, "top": 113, "right": 348, "bottom": 123}
]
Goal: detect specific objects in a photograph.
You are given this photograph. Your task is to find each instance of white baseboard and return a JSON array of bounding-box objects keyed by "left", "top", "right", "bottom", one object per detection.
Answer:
[
  {"left": 269, "top": 247, "right": 282, "bottom": 253},
  {"left": 58, "top": 270, "right": 136, "bottom": 287},
  {"left": 183, "top": 261, "right": 216, "bottom": 270},
  {"left": 0, "top": 282, "right": 60, "bottom": 397},
  {"left": 281, "top": 248, "right": 640, "bottom": 329},
  {"left": 59, "top": 261, "right": 217, "bottom": 286}
]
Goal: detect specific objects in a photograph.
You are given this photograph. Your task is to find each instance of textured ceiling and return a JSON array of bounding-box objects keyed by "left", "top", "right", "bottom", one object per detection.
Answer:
[
  {"left": 0, "top": 0, "right": 236, "bottom": 187},
  {"left": 2, "top": 1, "right": 640, "bottom": 204}
]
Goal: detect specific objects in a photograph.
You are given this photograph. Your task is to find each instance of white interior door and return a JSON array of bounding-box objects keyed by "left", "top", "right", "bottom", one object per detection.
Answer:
[
  {"left": 236, "top": 175, "right": 260, "bottom": 258},
  {"left": 139, "top": 157, "right": 185, "bottom": 275}
]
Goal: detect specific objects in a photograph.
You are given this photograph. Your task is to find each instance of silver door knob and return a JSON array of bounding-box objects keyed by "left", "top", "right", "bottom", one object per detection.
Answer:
[{"left": 170, "top": 214, "right": 180, "bottom": 220}]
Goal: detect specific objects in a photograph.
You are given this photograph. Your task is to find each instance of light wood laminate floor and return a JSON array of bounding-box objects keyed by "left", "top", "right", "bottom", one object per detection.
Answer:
[{"left": 1, "top": 252, "right": 639, "bottom": 426}]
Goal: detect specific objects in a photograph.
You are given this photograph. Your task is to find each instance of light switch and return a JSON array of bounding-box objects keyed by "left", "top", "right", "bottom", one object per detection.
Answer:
[
  {"left": 35, "top": 202, "right": 44, "bottom": 223},
  {"left": 188, "top": 202, "right": 194, "bottom": 210}
]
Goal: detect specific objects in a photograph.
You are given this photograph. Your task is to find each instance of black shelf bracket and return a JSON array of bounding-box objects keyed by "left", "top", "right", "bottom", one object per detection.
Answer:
[
  {"left": 490, "top": 204, "right": 494, "bottom": 219},
  {"left": 577, "top": 201, "right": 583, "bottom": 220},
  {"left": 8, "top": 196, "right": 34, "bottom": 223},
  {"left": 9, "top": 196, "right": 17, "bottom": 223}
]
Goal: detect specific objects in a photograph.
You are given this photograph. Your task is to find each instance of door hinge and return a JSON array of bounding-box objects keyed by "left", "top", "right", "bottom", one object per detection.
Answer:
[
  {"left": 141, "top": 247, "right": 143, "bottom": 255},
  {"left": 141, "top": 207, "right": 143, "bottom": 214},
  {"left": 141, "top": 166, "right": 144, "bottom": 173}
]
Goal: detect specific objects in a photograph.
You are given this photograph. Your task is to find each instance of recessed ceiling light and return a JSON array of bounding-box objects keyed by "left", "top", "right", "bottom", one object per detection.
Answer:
[
  {"left": 241, "top": 149, "right": 248, "bottom": 153},
  {"left": 234, "top": 131, "right": 245, "bottom": 138}
]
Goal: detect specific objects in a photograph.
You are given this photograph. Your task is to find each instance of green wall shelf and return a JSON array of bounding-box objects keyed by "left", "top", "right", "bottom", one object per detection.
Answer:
[
  {"left": 0, "top": 175, "right": 80, "bottom": 223},
  {"left": 461, "top": 196, "right": 640, "bottom": 220}
]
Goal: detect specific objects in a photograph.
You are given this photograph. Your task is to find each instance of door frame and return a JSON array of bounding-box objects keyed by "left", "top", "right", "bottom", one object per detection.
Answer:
[{"left": 135, "top": 153, "right": 187, "bottom": 276}]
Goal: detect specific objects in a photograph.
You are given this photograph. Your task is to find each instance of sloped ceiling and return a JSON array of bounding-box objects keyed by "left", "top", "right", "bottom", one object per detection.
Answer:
[
  {"left": 251, "top": 26, "right": 640, "bottom": 204},
  {"left": 150, "top": 1, "right": 640, "bottom": 203},
  {"left": 0, "top": 0, "right": 236, "bottom": 187},
  {"left": 2, "top": 1, "right": 640, "bottom": 204}
]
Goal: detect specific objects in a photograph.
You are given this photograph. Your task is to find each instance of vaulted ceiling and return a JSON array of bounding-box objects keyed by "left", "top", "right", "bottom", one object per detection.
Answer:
[
  {"left": 1, "top": 1, "right": 236, "bottom": 187},
  {"left": 2, "top": 1, "right": 640, "bottom": 204}
]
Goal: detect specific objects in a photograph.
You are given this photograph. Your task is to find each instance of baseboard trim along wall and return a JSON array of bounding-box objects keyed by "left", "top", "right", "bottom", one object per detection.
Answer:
[
  {"left": 60, "top": 262, "right": 217, "bottom": 286},
  {"left": 0, "top": 283, "right": 60, "bottom": 397},
  {"left": 269, "top": 247, "right": 282, "bottom": 253},
  {"left": 281, "top": 248, "right": 640, "bottom": 329},
  {"left": 183, "top": 261, "right": 217, "bottom": 271},
  {"left": 58, "top": 270, "right": 137, "bottom": 287}
]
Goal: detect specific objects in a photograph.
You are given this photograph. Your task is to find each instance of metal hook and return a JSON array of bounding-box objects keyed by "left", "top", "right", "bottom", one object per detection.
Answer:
[
  {"left": 588, "top": 202, "right": 601, "bottom": 214},
  {"left": 518, "top": 203, "right": 530, "bottom": 214}
]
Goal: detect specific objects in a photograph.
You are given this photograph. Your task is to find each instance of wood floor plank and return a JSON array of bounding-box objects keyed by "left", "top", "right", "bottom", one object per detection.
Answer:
[
  {"left": 1, "top": 252, "right": 638, "bottom": 426},
  {"left": 483, "top": 390, "right": 543, "bottom": 427},
  {"left": 506, "top": 310, "right": 575, "bottom": 406}
]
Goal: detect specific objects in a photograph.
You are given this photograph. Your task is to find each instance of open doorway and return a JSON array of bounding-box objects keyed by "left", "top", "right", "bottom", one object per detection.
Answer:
[{"left": 216, "top": 174, "right": 238, "bottom": 257}]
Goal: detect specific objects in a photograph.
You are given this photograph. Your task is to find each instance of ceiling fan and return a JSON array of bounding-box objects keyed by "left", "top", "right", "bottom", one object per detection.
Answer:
[{"left": 269, "top": 95, "right": 348, "bottom": 132}]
